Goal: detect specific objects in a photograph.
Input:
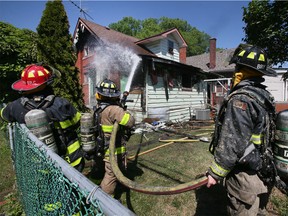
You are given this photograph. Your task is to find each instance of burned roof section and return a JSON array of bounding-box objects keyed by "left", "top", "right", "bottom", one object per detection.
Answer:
[{"left": 74, "top": 18, "right": 155, "bottom": 57}]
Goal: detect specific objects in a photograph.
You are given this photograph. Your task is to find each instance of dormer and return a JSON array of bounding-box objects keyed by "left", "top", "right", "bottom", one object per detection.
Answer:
[{"left": 135, "top": 28, "right": 187, "bottom": 63}]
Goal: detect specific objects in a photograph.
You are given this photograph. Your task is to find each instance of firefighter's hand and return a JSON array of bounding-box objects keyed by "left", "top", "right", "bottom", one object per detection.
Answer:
[
  {"left": 207, "top": 174, "right": 218, "bottom": 188},
  {"left": 123, "top": 91, "right": 129, "bottom": 97}
]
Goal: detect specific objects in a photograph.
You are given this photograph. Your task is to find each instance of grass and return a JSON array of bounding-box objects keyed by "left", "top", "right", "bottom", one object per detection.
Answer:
[
  {"left": 115, "top": 125, "right": 227, "bottom": 215},
  {"left": 108, "top": 122, "right": 287, "bottom": 216},
  {"left": 0, "top": 121, "right": 287, "bottom": 215},
  {"left": 0, "top": 126, "right": 24, "bottom": 215},
  {"left": 0, "top": 128, "right": 15, "bottom": 200}
]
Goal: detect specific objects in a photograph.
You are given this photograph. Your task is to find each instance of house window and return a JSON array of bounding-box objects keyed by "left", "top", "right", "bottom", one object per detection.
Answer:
[
  {"left": 168, "top": 40, "right": 174, "bottom": 55},
  {"left": 182, "top": 73, "right": 192, "bottom": 89},
  {"left": 194, "top": 80, "right": 205, "bottom": 92}
]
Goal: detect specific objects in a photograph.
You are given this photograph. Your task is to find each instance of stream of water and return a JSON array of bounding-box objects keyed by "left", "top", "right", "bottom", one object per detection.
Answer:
[
  {"left": 125, "top": 55, "right": 141, "bottom": 92},
  {"left": 92, "top": 41, "right": 141, "bottom": 92}
]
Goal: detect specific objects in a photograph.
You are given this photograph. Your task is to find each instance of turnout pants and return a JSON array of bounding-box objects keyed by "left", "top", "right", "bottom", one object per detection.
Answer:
[
  {"left": 100, "top": 159, "right": 117, "bottom": 196},
  {"left": 225, "top": 171, "right": 270, "bottom": 216}
]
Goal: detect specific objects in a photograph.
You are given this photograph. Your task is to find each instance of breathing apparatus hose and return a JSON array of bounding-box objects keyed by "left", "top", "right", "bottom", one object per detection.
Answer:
[{"left": 109, "top": 122, "right": 208, "bottom": 195}]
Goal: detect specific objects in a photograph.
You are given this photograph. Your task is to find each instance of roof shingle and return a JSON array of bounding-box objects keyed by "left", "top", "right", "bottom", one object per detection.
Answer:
[
  {"left": 77, "top": 18, "right": 156, "bottom": 57},
  {"left": 186, "top": 48, "right": 235, "bottom": 72}
]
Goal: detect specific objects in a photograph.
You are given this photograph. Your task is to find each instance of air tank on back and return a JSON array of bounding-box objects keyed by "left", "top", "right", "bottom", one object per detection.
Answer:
[
  {"left": 80, "top": 112, "right": 96, "bottom": 154},
  {"left": 274, "top": 109, "right": 288, "bottom": 179},
  {"left": 25, "top": 109, "right": 58, "bottom": 153}
]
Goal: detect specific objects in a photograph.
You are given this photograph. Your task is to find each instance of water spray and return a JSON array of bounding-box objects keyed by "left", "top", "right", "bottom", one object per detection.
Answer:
[
  {"left": 89, "top": 41, "right": 141, "bottom": 106},
  {"left": 125, "top": 55, "right": 141, "bottom": 92}
]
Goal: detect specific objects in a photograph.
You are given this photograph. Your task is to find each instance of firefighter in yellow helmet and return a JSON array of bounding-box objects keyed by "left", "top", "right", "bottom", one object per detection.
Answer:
[
  {"left": 206, "top": 45, "right": 279, "bottom": 215},
  {"left": 0, "top": 63, "right": 85, "bottom": 172},
  {"left": 94, "top": 79, "right": 135, "bottom": 196}
]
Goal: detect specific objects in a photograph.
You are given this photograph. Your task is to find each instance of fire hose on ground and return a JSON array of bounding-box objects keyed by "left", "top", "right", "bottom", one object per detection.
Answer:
[{"left": 109, "top": 122, "right": 208, "bottom": 195}]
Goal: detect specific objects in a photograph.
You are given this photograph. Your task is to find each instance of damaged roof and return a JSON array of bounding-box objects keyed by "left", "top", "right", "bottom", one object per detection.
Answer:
[
  {"left": 74, "top": 18, "right": 156, "bottom": 57},
  {"left": 74, "top": 18, "right": 221, "bottom": 79}
]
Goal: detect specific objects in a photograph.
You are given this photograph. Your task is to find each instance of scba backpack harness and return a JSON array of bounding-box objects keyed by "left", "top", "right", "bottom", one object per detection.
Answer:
[
  {"left": 21, "top": 95, "right": 60, "bottom": 153},
  {"left": 209, "top": 86, "right": 287, "bottom": 193},
  {"left": 80, "top": 103, "right": 109, "bottom": 159}
]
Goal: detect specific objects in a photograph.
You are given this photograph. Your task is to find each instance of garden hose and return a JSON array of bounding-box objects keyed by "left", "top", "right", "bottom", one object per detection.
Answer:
[{"left": 109, "top": 122, "right": 208, "bottom": 195}]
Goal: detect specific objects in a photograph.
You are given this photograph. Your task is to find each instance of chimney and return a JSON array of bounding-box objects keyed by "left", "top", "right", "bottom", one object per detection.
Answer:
[
  {"left": 179, "top": 46, "right": 186, "bottom": 64},
  {"left": 209, "top": 38, "right": 216, "bottom": 69}
]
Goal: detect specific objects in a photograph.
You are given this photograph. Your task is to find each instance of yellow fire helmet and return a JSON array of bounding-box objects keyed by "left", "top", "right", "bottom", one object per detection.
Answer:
[{"left": 95, "top": 79, "right": 121, "bottom": 100}]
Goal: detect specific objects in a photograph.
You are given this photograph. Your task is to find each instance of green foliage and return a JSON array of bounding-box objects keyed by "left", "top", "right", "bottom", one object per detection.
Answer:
[
  {"left": 0, "top": 22, "right": 38, "bottom": 103},
  {"left": 0, "top": 192, "right": 24, "bottom": 216},
  {"left": 108, "top": 16, "right": 211, "bottom": 56},
  {"left": 109, "top": 16, "right": 141, "bottom": 36},
  {"left": 243, "top": 0, "right": 288, "bottom": 65},
  {"left": 137, "top": 18, "right": 162, "bottom": 39},
  {"left": 37, "top": 0, "right": 86, "bottom": 111}
]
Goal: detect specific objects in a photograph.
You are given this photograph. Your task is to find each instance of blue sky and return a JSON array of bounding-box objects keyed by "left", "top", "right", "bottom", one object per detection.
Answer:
[{"left": 0, "top": 0, "right": 250, "bottom": 49}]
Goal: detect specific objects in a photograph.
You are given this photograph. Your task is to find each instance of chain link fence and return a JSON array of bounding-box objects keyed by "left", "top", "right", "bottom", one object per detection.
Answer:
[{"left": 9, "top": 123, "right": 135, "bottom": 216}]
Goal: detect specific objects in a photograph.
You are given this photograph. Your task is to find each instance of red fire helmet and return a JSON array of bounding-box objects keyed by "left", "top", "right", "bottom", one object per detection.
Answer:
[{"left": 12, "top": 64, "right": 52, "bottom": 92}]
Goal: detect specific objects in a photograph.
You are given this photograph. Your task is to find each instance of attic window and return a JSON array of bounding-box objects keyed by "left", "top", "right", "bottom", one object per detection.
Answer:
[{"left": 168, "top": 40, "right": 174, "bottom": 55}]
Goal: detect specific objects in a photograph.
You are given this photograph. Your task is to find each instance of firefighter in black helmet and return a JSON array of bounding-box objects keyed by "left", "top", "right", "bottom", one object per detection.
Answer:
[
  {"left": 0, "top": 63, "right": 85, "bottom": 172},
  {"left": 94, "top": 79, "right": 135, "bottom": 196},
  {"left": 206, "top": 45, "right": 278, "bottom": 215}
]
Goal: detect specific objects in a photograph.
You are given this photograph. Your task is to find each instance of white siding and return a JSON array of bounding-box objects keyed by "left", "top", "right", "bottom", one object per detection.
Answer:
[
  {"left": 145, "top": 74, "right": 206, "bottom": 122},
  {"left": 264, "top": 71, "right": 288, "bottom": 102},
  {"left": 146, "top": 41, "right": 161, "bottom": 56},
  {"left": 158, "top": 36, "right": 180, "bottom": 62},
  {"left": 126, "top": 73, "right": 207, "bottom": 124},
  {"left": 145, "top": 35, "right": 180, "bottom": 62},
  {"left": 204, "top": 70, "right": 288, "bottom": 111}
]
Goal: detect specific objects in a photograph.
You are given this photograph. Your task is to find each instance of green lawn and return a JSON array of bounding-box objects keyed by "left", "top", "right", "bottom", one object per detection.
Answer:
[
  {"left": 0, "top": 126, "right": 24, "bottom": 215},
  {"left": 1, "top": 122, "right": 287, "bottom": 216},
  {"left": 0, "top": 128, "right": 15, "bottom": 200}
]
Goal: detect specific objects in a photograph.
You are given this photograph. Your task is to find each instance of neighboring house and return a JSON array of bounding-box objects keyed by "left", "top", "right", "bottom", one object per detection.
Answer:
[
  {"left": 187, "top": 38, "right": 234, "bottom": 111},
  {"left": 187, "top": 38, "right": 288, "bottom": 112},
  {"left": 73, "top": 18, "right": 218, "bottom": 123}
]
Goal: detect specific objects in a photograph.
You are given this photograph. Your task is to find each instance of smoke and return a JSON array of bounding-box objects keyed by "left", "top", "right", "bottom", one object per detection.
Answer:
[{"left": 92, "top": 41, "right": 141, "bottom": 85}]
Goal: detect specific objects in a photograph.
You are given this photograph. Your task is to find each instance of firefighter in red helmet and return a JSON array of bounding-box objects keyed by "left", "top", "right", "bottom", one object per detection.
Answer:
[
  {"left": 92, "top": 79, "right": 135, "bottom": 197},
  {"left": 1, "top": 63, "right": 85, "bottom": 172}
]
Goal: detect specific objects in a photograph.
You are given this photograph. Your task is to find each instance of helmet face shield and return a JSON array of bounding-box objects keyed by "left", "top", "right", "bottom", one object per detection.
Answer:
[{"left": 229, "top": 44, "right": 277, "bottom": 77}]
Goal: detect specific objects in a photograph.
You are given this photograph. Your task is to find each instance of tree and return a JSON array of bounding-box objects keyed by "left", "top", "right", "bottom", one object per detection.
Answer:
[
  {"left": 37, "top": 0, "right": 85, "bottom": 111},
  {"left": 109, "top": 16, "right": 141, "bottom": 36},
  {"left": 243, "top": 0, "right": 288, "bottom": 65},
  {"left": 0, "top": 22, "right": 38, "bottom": 103},
  {"left": 108, "top": 16, "right": 211, "bottom": 56}
]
